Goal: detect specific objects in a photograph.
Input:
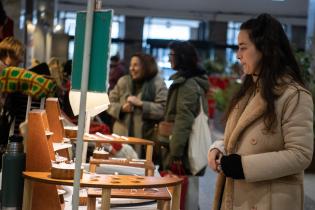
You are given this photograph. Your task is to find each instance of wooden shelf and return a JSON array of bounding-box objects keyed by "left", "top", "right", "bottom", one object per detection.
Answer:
[
  {"left": 46, "top": 98, "right": 70, "bottom": 159},
  {"left": 87, "top": 187, "right": 171, "bottom": 200},
  {"left": 52, "top": 143, "right": 72, "bottom": 152},
  {"left": 45, "top": 131, "right": 54, "bottom": 136},
  {"left": 70, "top": 133, "right": 154, "bottom": 145},
  {"left": 89, "top": 157, "right": 155, "bottom": 171},
  {"left": 25, "top": 110, "right": 61, "bottom": 210}
]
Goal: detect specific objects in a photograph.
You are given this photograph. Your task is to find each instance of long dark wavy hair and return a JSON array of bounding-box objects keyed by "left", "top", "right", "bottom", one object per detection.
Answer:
[
  {"left": 225, "top": 13, "right": 305, "bottom": 132},
  {"left": 168, "top": 41, "right": 205, "bottom": 78}
]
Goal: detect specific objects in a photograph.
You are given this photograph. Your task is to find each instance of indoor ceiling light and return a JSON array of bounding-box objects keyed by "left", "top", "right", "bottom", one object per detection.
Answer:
[
  {"left": 54, "top": 24, "right": 63, "bottom": 32},
  {"left": 27, "top": 21, "right": 36, "bottom": 33}
]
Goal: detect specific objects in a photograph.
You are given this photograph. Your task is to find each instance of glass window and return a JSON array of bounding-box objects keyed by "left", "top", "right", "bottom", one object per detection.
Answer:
[
  {"left": 143, "top": 17, "right": 199, "bottom": 40},
  {"left": 226, "top": 21, "right": 241, "bottom": 71},
  {"left": 68, "top": 40, "right": 74, "bottom": 60},
  {"left": 227, "top": 22, "right": 241, "bottom": 46},
  {"left": 61, "top": 12, "right": 123, "bottom": 61},
  {"left": 143, "top": 17, "right": 200, "bottom": 87}
]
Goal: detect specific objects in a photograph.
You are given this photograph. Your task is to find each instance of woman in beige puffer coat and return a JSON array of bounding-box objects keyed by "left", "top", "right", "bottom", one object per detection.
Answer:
[{"left": 208, "top": 13, "right": 313, "bottom": 210}]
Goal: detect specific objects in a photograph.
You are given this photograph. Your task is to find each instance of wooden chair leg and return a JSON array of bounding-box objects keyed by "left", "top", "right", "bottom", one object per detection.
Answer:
[
  {"left": 87, "top": 197, "right": 96, "bottom": 210},
  {"left": 89, "top": 163, "right": 97, "bottom": 173},
  {"left": 157, "top": 200, "right": 170, "bottom": 210},
  {"left": 22, "top": 179, "right": 33, "bottom": 210},
  {"left": 101, "top": 188, "right": 111, "bottom": 210},
  {"left": 145, "top": 168, "right": 154, "bottom": 176},
  {"left": 171, "top": 184, "right": 181, "bottom": 210},
  {"left": 157, "top": 200, "right": 163, "bottom": 210}
]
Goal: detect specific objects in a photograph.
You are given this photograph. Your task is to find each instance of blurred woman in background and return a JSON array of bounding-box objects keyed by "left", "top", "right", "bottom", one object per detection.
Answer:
[
  {"left": 162, "top": 40, "right": 209, "bottom": 210},
  {"left": 107, "top": 52, "right": 167, "bottom": 158}
]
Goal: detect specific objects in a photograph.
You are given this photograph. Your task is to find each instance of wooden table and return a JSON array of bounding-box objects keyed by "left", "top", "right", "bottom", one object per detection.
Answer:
[{"left": 23, "top": 171, "right": 182, "bottom": 210}]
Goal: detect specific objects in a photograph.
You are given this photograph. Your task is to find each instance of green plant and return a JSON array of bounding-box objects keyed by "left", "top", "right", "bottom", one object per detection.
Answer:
[
  {"left": 294, "top": 49, "right": 315, "bottom": 139},
  {"left": 213, "top": 81, "right": 241, "bottom": 112},
  {"left": 295, "top": 50, "right": 313, "bottom": 85},
  {"left": 203, "top": 59, "right": 225, "bottom": 75}
]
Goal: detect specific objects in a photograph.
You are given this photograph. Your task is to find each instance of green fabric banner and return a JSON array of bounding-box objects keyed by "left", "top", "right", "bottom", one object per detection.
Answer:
[{"left": 72, "top": 10, "right": 113, "bottom": 92}]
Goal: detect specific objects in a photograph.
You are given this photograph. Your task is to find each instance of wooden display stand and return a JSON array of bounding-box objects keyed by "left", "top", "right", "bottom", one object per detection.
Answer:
[
  {"left": 24, "top": 110, "right": 177, "bottom": 210},
  {"left": 24, "top": 110, "right": 62, "bottom": 210},
  {"left": 45, "top": 98, "right": 71, "bottom": 159},
  {"left": 70, "top": 134, "right": 155, "bottom": 176}
]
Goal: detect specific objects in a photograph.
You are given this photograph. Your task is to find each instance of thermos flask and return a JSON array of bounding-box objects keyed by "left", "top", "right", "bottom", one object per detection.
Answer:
[{"left": 1, "top": 135, "right": 25, "bottom": 210}]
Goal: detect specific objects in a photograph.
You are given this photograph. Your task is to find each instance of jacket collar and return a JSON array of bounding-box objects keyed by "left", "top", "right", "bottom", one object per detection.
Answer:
[
  {"left": 224, "top": 91, "right": 267, "bottom": 153},
  {"left": 169, "top": 72, "right": 186, "bottom": 85}
]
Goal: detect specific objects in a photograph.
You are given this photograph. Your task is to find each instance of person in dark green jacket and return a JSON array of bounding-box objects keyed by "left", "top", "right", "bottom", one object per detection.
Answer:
[
  {"left": 163, "top": 41, "right": 210, "bottom": 210},
  {"left": 164, "top": 41, "right": 209, "bottom": 172}
]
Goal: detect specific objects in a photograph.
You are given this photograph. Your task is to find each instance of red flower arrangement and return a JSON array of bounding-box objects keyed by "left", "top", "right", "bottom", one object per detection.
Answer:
[{"left": 207, "top": 76, "right": 239, "bottom": 118}]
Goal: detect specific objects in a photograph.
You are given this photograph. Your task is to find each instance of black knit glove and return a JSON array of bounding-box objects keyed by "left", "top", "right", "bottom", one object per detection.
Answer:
[{"left": 220, "top": 154, "right": 245, "bottom": 179}]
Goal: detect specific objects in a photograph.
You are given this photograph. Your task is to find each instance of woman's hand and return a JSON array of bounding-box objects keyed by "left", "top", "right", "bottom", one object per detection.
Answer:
[
  {"left": 127, "top": 96, "right": 143, "bottom": 107},
  {"left": 208, "top": 148, "right": 222, "bottom": 173},
  {"left": 121, "top": 102, "right": 133, "bottom": 113}
]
